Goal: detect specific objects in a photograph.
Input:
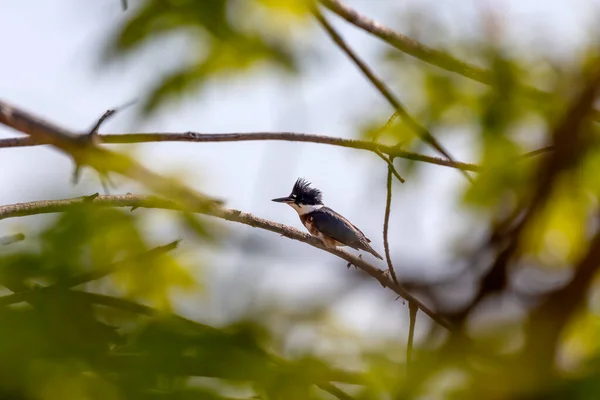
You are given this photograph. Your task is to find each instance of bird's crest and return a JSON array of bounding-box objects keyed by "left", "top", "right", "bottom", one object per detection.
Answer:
[{"left": 291, "top": 178, "right": 323, "bottom": 205}]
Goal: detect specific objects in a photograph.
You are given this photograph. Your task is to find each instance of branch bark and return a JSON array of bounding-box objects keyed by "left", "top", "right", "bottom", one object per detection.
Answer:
[
  {"left": 0, "top": 193, "right": 453, "bottom": 331},
  {"left": 0, "top": 132, "right": 479, "bottom": 172}
]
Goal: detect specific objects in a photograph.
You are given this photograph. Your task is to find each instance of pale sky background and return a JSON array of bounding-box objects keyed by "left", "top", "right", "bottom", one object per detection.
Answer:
[{"left": 0, "top": 0, "right": 598, "bottom": 352}]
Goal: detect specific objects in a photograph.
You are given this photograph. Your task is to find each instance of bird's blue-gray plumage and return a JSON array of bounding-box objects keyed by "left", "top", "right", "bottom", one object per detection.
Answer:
[
  {"left": 310, "top": 207, "right": 383, "bottom": 259},
  {"left": 272, "top": 178, "right": 383, "bottom": 260}
]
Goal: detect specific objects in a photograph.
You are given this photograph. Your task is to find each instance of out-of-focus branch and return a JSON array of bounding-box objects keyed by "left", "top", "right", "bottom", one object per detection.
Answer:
[
  {"left": 318, "top": 0, "right": 600, "bottom": 122},
  {"left": 0, "top": 240, "right": 180, "bottom": 307},
  {"left": 0, "top": 99, "right": 223, "bottom": 211},
  {"left": 0, "top": 194, "right": 453, "bottom": 331},
  {"left": 520, "top": 225, "right": 600, "bottom": 383},
  {"left": 407, "top": 302, "right": 418, "bottom": 375},
  {"left": 13, "top": 290, "right": 362, "bottom": 388},
  {"left": 312, "top": 7, "right": 473, "bottom": 183},
  {"left": 454, "top": 63, "right": 600, "bottom": 325},
  {"left": 0, "top": 132, "right": 479, "bottom": 172}
]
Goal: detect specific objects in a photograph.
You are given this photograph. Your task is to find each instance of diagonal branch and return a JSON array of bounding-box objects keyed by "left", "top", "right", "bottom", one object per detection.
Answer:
[
  {"left": 13, "top": 290, "right": 363, "bottom": 387},
  {"left": 0, "top": 100, "right": 223, "bottom": 213},
  {"left": 0, "top": 240, "right": 180, "bottom": 307},
  {"left": 0, "top": 193, "right": 453, "bottom": 331},
  {"left": 313, "top": 7, "right": 473, "bottom": 183},
  {"left": 318, "top": 0, "right": 493, "bottom": 85},
  {"left": 454, "top": 62, "right": 600, "bottom": 325},
  {"left": 519, "top": 225, "right": 600, "bottom": 382},
  {"left": 319, "top": 0, "right": 600, "bottom": 123}
]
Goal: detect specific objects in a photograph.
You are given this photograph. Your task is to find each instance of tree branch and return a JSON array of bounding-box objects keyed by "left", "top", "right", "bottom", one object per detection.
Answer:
[
  {"left": 407, "top": 302, "right": 418, "bottom": 375},
  {"left": 318, "top": 0, "right": 492, "bottom": 85},
  {"left": 519, "top": 225, "right": 600, "bottom": 383},
  {"left": 454, "top": 62, "right": 600, "bottom": 325},
  {"left": 312, "top": 6, "right": 473, "bottom": 183},
  {"left": 0, "top": 240, "right": 180, "bottom": 307},
  {"left": 0, "top": 193, "right": 453, "bottom": 331},
  {"left": 0, "top": 132, "right": 479, "bottom": 172},
  {"left": 0, "top": 99, "right": 223, "bottom": 212},
  {"left": 375, "top": 149, "right": 404, "bottom": 183},
  {"left": 318, "top": 0, "right": 600, "bottom": 123},
  {"left": 382, "top": 164, "right": 398, "bottom": 284}
]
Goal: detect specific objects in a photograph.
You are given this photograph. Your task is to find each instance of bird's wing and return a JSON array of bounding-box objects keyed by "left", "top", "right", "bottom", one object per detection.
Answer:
[{"left": 310, "top": 207, "right": 369, "bottom": 247}]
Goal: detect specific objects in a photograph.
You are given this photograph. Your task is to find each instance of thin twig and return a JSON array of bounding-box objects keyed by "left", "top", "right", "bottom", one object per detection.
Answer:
[
  {"left": 0, "top": 99, "right": 223, "bottom": 212},
  {"left": 372, "top": 112, "right": 399, "bottom": 141},
  {"left": 88, "top": 110, "right": 116, "bottom": 137},
  {"left": 77, "top": 100, "right": 137, "bottom": 191},
  {"left": 87, "top": 99, "right": 136, "bottom": 136},
  {"left": 318, "top": 0, "right": 600, "bottom": 123},
  {"left": 375, "top": 149, "right": 404, "bottom": 183},
  {"left": 0, "top": 193, "right": 453, "bottom": 331},
  {"left": 382, "top": 164, "right": 399, "bottom": 284},
  {"left": 313, "top": 6, "right": 473, "bottom": 183},
  {"left": 407, "top": 302, "right": 418, "bottom": 375}
]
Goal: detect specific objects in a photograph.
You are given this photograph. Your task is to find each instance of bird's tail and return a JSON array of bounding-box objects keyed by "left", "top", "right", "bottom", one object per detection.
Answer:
[{"left": 364, "top": 243, "right": 383, "bottom": 260}]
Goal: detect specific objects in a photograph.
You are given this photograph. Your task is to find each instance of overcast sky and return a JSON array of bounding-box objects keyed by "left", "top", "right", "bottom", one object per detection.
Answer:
[{"left": 1, "top": 0, "right": 598, "bottom": 347}]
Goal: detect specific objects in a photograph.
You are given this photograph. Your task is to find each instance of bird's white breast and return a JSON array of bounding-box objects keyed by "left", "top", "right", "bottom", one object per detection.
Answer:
[{"left": 289, "top": 203, "right": 323, "bottom": 215}]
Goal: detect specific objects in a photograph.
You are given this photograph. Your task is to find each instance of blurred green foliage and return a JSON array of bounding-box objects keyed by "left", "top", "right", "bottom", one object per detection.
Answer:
[
  {"left": 104, "top": 0, "right": 311, "bottom": 113},
  {"left": 5, "top": 0, "right": 600, "bottom": 399}
]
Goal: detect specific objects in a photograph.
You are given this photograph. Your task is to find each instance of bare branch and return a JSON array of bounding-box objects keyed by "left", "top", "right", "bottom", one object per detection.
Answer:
[
  {"left": 0, "top": 131, "right": 479, "bottom": 172},
  {"left": 88, "top": 100, "right": 136, "bottom": 136},
  {"left": 372, "top": 112, "right": 399, "bottom": 142},
  {"left": 0, "top": 193, "right": 453, "bottom": 331},
  {"left": 382, "top": 165, "right": 399, "bottom": 284},
  {"left": 0, "top": 99, "right": 223, "bottom": 211},
  {"left": 375, "top": 149, "right": 404, "bottom": 183},
  {"left": 313, "top": 6, "right": 473, "bottom": 183},
  {"left": 318, "top": 0, "right": 600, "bottom": 123}
]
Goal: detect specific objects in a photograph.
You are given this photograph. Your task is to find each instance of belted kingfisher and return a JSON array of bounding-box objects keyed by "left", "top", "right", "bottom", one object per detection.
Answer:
[{"left": 272, "top": 178, "right": 383, "bottom": 260}]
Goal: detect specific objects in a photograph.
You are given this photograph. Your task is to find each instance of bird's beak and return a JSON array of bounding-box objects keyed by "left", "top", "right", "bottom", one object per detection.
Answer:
[{"left": 272, "top": 196, "right": 293, "bottom": 203}]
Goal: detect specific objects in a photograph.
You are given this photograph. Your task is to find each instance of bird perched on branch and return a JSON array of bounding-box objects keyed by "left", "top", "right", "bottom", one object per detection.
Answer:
[{"left": 272, "top": 178, "right": 383, "bottom": 260}]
